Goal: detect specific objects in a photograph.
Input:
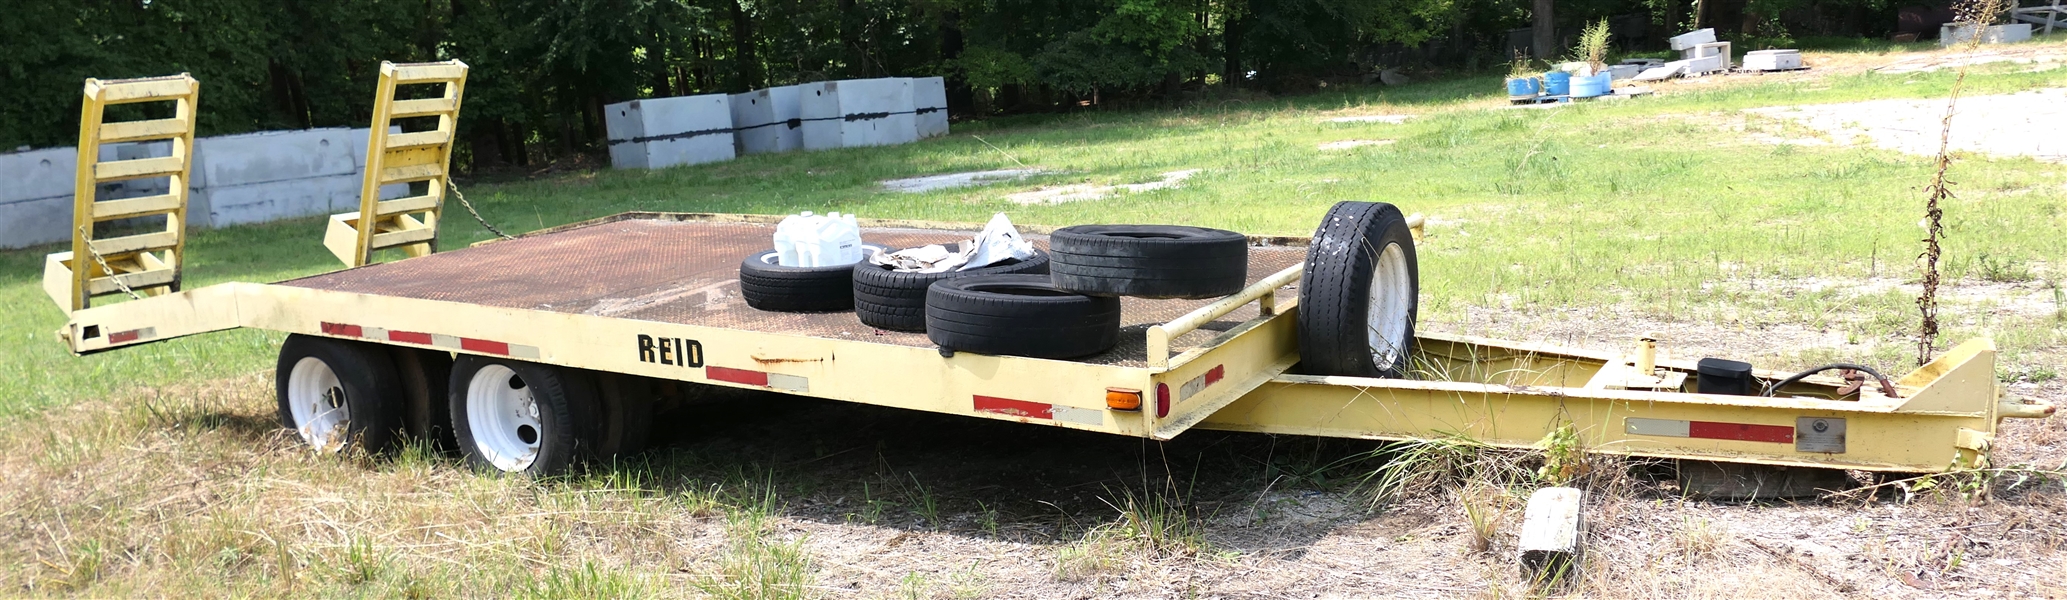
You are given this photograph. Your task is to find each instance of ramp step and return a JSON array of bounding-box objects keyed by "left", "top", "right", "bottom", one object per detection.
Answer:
[
  {"left": 94, "top": 156, "right": 183, "bottom": 182},
  {"left": 92, "top": 193, "right": 184, "bottom": 220},
  {"left": 99, "top": 118, "right": 189, "bottom": 143}
]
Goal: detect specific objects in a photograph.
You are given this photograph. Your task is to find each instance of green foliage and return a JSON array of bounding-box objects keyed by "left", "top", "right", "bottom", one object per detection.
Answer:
[{"left": 1572, "top": 19, "right": 1611, "bottom": 73}]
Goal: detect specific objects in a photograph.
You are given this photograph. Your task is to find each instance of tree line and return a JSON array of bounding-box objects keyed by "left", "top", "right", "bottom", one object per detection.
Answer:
[{"left": 2, "top": 0, "right": 1913, "bottom": 171}]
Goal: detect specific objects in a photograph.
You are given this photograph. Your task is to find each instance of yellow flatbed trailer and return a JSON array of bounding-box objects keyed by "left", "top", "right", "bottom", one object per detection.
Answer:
[
  {"left": 44, "top": 211, "right": 2053, "bottom": 482},
  {"left": 38, "top": 68, "right": 2052, "bottom": 490}
]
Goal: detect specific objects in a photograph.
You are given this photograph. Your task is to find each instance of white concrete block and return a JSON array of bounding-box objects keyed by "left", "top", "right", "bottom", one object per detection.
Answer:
[
  {"left": 1685, "top": 53, "right": 1726, "bottom": 75},
  {"left": 192, "top": 128, "right": 361, "bottom": 188},
  {"left": 0, "top": 147, "right": 78, "bottom": 205},
  {"left": 196, "top": 173, "right": 361, "bottom": 227},
  {"left": 1518, "top": 487, "right": 1585, "bottom": 578},
  {"left": 797, "top": 82, "right": 843, "bottom": 151},
  {"left": 731, "top": 85, "right": 803, "bottom": 155},
  {"left": 1744, "top": 49, "right": 1803, "bottom": 71},
  {"left": 913, "top": 76, "right": 949, "bottom": 138},
  {"left": 1669, "top": 28, "right": 1716, "bottom": 51},
  {"left": 0, "top": 195, "right": 72, "bottom": 249},
  {"left": 605, "top": 95, "right": 736, "bottom": 169},
  {"left": 1634, "top": 60, "right": 1690, "bottom": 81},
  {"left": 1941, "top": 23, "right": 2033, "bottom": 46},
  {"left": 1603, "top": 64, "right": 1640, "bottom": 80},
  {"left": 798, "top": 78, "right": 919, "bottom": 150}
]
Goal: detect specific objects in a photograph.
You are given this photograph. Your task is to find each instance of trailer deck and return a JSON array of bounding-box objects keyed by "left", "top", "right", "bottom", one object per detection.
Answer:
[{"left": 285, "top": 216, "right": 1307, "bottom": 368}]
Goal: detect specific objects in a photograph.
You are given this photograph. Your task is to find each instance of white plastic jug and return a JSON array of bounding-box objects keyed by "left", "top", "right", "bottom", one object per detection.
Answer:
[{"left": 772, "top": 211, "right": 865, "bottom": 267}]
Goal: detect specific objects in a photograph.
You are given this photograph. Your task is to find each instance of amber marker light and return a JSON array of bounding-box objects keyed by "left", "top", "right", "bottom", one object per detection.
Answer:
[{"left": 1106, "top": 387, "right": 1143, "bottom": 411}]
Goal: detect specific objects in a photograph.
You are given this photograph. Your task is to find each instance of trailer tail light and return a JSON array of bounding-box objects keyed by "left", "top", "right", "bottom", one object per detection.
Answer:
[
  {"left": 1155, "top": 383, "right": 1171, "bottom": 418},
  {"left": 1106, "top": 388, "right": 1143, "bottom": 411}
]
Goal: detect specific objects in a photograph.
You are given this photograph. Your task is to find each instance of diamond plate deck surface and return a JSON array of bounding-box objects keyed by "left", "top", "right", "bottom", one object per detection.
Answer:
[{"left": 284, "top": 217, "right": 1307, "bottom": 367}]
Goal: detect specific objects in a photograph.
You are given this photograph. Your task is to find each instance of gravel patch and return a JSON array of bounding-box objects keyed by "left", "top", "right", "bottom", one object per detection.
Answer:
[{"left": 1743, "top": 88, "right": 2067, "bottom": 163}]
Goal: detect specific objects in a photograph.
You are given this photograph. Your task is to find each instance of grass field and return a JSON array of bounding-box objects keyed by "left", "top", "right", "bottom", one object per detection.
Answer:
[{"left": 3, "top": 38, "right": 2067, "bottom": 597}]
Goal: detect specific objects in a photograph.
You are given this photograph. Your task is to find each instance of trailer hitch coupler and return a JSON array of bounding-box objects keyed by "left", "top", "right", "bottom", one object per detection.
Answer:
[{"left": 2000, "top": 395, "right": 2056, "bottom": 419}]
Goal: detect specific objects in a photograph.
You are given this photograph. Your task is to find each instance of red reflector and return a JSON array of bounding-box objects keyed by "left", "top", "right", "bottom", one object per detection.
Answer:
[
  {"left": 707, "top": 366, "right": 769, "bottom": 386},
  {"left": 109, "top": 329, "right": 141, "bottom": 343},
  {"left": 461, "top": 338, "right": 510, "bottom": 355},
  {"left": 1689, "top": 421, "right": 1795, "bottom": 444},
  {"left": 389, "top": 330, "right": 433, "bottom": 345},
  {"left": 321, "top": 322, "right": 362, "bottom": 338},
  {"left": 1155, "top": 383, "right": 1171, "bottom": 418}
]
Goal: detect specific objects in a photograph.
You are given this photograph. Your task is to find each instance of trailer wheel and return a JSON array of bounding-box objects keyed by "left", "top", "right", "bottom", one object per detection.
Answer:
[
  {"left": 852, "top": 249, "right": 1050, "bottom": 332},
  {"left": 275, "top": 334, "right": 405, "bottom": 454},
  {"left": 389, "top": 347, "right": 456, "bottom": 452},
  {"left": 1297, "top": 201, "right": 1419, "bottom": 378},
  {"left": 739, "top": 247, "right": 883, "bottom": 312},
  {"left": 1048, "top": 225, "right": 1248, "bottom": 299},
  {"left": 596, "top": 373, "right": 656, "bottom": 457},
  {"left": 926, "top": 274, "right": 1121, "bottom": 358},
  {"left": 450, "top": 356, "right": 600, "bottom": 475}
]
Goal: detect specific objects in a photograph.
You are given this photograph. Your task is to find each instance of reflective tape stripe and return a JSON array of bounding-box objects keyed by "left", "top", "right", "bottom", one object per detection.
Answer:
[
  {"left": 1626, "top": 417, "right": 1794, "bottom": 444},
  {"left": 973, "top": 395, "right": 1104, "bottom": 427},
  {"left": 706, "top": 366, "right": 809, "bottom": 392},
  {"left": 317, "top": 322, "right": 541, "bottom": 359},
  {"left": 1177, "top": 365, "right": 1227, "bottom": 402}
]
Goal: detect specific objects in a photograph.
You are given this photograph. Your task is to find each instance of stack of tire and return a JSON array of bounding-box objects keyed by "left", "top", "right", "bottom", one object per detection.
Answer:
[
  {"left": 851, "top": 244, "right": 1051, "bottom": 332},
  {"left": 924, "top": 225, "right": 1251, "bottom": 360}
]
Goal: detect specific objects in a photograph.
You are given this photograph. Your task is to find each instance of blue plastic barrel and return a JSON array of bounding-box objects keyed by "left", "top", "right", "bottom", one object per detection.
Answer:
[
  {"left": 1505, "top": 77, "right": 1541, "bottom": 98},
  {"left": 1541, "top": 71, "right": 1571, "bottom": 96},
  {"left": 1571, "top": 73, "right": 1612, "bottom": 98}
]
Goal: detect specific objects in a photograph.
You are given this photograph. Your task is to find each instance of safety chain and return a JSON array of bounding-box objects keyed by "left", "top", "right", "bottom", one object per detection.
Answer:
[
  {"left": 75, "top": 224, "right": 143, "bottom": 301},
  {"left": 448, "top": 179, "right": 515, "bottom": 240}
]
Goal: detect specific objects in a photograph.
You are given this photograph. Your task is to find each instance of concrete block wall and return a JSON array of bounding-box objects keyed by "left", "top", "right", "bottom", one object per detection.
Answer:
[
  {"left": 913, "top": 77, "right": 949, "bottom": 138},
  {"left": 605, "top": 94, "right": 737, "bottom": 169},
  {"left": 0, "top": 127, "right": 386, "bottom": 250},
  {"left": 731, "top": 86, "right": 803, "bottom": 155}
]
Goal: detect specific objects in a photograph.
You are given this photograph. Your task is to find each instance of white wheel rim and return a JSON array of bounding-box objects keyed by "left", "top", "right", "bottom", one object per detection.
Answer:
[
  {"left": 466, "top": 364, "right": 542, "bottom": 472},
  {"left": 287, "top": 357, "right": 351, "bottom": 452},
  {"left": 1366, "top": 242, "right": 1412, "bottom": 372}
]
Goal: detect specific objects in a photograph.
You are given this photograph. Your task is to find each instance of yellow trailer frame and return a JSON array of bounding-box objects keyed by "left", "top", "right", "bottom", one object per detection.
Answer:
[{"left": 47, "top": 212, "right": 2052, "bottom": 475}]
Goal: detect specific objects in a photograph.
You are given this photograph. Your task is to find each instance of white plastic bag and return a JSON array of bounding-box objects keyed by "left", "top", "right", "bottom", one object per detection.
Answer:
[{"left": 956, "top": 213, "right": 1035, "bottom": 271}]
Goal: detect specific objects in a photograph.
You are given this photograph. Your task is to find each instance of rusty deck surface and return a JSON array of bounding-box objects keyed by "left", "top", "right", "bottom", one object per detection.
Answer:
[{"left": 285, "top": 217, "right": 1307, "bottom": 367}]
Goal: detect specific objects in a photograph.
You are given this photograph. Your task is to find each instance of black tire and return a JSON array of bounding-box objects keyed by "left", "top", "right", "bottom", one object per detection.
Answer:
[
  {"left": 926, "top": 275, "right": 1121, "bottom": 358},
  {"left": 1297, "top": 201, "right": 1420, "bottom": 378},
  {"left": 851, "top": 249, "right": 1050, "bottom": 332},
  {"left": 1048, "top": 225, "right": 1248, "bottom": 299},
  {"left": 595, "top": 372, "right": 656, "bottom": 457},
  {"left": 449, "top": 356, "right": 601, "bottom": 476},
  {"left": 275, "top": 334, "right": 407, "bottom": 454},
  {"left": 389, "top": 346, "right": 456, "bottom": 453},
  {"left": 740, "top": 246, "right": 882, "bottom": 312}
]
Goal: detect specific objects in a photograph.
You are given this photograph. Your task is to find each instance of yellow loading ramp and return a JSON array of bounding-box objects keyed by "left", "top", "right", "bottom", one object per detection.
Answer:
[{"left": 43, "top": 74, "right": 201, "bottom": 314}]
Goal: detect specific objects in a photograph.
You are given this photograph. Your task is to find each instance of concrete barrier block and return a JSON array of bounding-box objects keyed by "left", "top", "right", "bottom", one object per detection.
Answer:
[
  {"left": 797, "top": 82, "right": 843, "bottom": 151},
  {"left": 1669, "top": 28, "right": 1716, "bottom": 51},
  {"left": 607, "top": 95, "right": 736, "bottom": 169},
  {"left": 914, "top": 76, "right": 949, "bottom": 138},
  {"left": 0, "top": 195, "right": 72, "bottom": 249},
  {"left": 0, "top": 147, "right": 77, "bottom": 205},
  {"left": 731, "top": 86, "right": 804, "bottom": 155},
  {"left": 835, "top": 78, "right": 918, "bottom": 148},
  {"left": 798, "top": 78, "right": 919, "bottom": 150},
  {"left": 197, "top": 172, "right": 361, "bottom": 227},
  {"left": 193, "top": 128, "right": 361, "bottom": 188}
]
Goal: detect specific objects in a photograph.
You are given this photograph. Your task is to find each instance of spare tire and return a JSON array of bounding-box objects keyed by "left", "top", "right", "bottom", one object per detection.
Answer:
[
  {"left": 852, "top": 249, "right": 1050, "bottom": 332},
  {"left": 926, "top": 275, "right": 1121, "bottom": 359},
  {"left": 739, "top": 247, "right": 880, "bottom": 312},
  {"left": 1049, "top": 225, "right": 1248, "bottom": 299},
  {"left": 1297, "top": 201, "right": 1419, "bottom": 378}
]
